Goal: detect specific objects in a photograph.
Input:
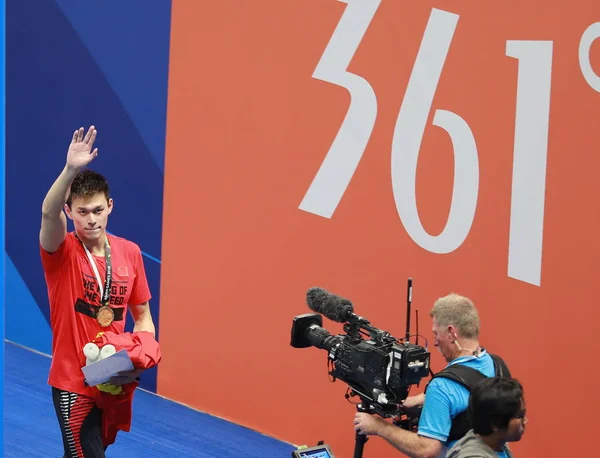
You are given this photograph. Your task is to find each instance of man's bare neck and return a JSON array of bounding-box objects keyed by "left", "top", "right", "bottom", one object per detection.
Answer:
[
  {"left": 452, "top": 340, "right": 481, "bottom": 361},
  {"left": 80, "top": 233, "right": 108, "bottom": 256}
]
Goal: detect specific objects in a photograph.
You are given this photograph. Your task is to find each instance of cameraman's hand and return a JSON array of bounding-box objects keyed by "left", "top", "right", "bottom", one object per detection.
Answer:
[
  {"left": 354, "top": 413, "right": 389, "bottom": 436},
  {"left": 402, "top": 393, "right": 425, "bottom": 410}
]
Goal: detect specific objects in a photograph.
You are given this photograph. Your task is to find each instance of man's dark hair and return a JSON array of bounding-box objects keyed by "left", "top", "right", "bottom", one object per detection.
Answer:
[
  {"left": 66, "top": 169, "right": 110, "bottom": 208},
  {"left": 468, "top": 377, "right": 524, "bottom": 435}
]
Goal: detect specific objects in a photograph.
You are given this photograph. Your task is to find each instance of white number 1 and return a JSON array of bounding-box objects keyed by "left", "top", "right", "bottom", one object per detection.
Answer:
[{"left": 506, "top": 41, "right": 553, "bottom": 286}]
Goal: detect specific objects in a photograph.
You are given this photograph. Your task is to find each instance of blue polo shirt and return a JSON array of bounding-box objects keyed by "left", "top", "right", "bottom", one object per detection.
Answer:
[{"left": 417, "top": 350, "right": 509, "bottom": 458}]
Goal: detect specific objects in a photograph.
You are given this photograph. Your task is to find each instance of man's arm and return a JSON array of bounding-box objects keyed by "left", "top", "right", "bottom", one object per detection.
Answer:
[
  {"left": 40, "top": 166, "right": 78, "bottom": 253},
  {"left": 354, "top": 414, "right": 443, "bottom": 458},
  {"left": 403, "top": 393, "right": 425, "bottom": 409},
  {"left": 40, "top": 126, "right": 98, "bottom": 253},
  {"left": 129, "top": 302, "right": 156, "bottom": 338},
  {"left": 109, "top": 302, "right": 156, "bottom": 385}
]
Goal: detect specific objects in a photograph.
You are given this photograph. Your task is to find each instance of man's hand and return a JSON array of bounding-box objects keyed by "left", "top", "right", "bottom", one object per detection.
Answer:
[
  {"left": 402, "top": 393, "right": 425, "bottom": 409},
  {"left": 67, "top": 126, "right": 98, "bottom": 170},
  {"left": 109, "top": 368, "right": 144, "bottom": 386},
  {"left": 354, "top": 411, "right": 443, "bottom": 458},
  {"left": 354, "top": 413, "right": 390, "bottom": 436}
]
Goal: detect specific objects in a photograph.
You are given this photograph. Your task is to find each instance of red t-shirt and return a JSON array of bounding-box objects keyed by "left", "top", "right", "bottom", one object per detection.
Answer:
[{"left": 40, "top": 232, "right": 151, "bottom": 396}]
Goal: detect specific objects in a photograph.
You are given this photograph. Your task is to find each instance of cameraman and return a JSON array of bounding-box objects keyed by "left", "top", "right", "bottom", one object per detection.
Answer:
[{"left": 354, "top": 293, "right": 509, "bottom": 458}]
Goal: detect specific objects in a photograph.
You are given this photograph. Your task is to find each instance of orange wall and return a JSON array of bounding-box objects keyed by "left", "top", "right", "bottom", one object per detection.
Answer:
[{"left": 158, "top": 1, "right": 600, "bottom": 457}]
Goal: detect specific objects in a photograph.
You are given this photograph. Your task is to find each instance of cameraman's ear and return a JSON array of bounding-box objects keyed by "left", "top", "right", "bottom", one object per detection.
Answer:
[{"left": 448, "top": 326, "right": 458, "bottom": 341}]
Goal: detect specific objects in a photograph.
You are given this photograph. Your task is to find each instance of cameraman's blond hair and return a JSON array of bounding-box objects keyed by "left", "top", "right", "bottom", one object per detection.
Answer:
[{"left": 429, "top": 293, "right": 480, "bottom": 339}]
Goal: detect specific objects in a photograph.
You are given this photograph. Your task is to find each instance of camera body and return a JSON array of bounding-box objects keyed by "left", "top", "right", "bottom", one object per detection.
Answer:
[{"left": 291, "top": 312, "right": 430, "bottom": 418}]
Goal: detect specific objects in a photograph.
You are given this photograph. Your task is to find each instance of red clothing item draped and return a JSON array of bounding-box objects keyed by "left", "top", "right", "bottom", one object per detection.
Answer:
[{"left": 90, "top": 331, "right": 162, "bottom": 446}]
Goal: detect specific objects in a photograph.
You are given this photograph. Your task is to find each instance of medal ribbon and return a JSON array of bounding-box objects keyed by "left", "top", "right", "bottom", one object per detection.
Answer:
[{"left": 81, "top": 236, "right": 112, "bottom": 306}]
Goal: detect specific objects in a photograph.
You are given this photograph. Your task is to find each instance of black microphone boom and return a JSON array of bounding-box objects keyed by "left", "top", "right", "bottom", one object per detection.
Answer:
[
  {"left": 306, "top": 287, "right": 397, "bottom": 344},
  {"left": 306, "top": 287, "right": 354, "bottom": 323}
]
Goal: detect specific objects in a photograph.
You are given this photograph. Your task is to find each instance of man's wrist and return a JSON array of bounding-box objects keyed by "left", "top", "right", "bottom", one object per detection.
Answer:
[
  {"left": 63, "top": 164, "right": 82, "bottom": 176},
  {"left": 376, "top": 420, "right": 395, "bottom": 438}
]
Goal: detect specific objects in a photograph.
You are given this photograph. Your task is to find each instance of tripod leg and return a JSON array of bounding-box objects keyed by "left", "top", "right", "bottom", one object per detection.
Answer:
[{"left": 353, "top": 430, "right": 368, "bottom": 458}]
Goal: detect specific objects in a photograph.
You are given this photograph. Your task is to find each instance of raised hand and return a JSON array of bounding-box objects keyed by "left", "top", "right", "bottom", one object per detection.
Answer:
[{"left": 66, "top": 126, "right": 98, "bottom": 170}]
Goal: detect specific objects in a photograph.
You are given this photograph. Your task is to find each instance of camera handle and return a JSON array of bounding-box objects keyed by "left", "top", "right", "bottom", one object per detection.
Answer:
[{"left": 353, "top": 401, "right": 372, "bottom": 458}]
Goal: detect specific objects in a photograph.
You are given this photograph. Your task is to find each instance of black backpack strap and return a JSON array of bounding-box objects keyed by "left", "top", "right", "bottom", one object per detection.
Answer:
[
  {"left": 430, "top": 365, "right": 488, "bottom": 442},
  {"left": 490, "top": 353, "right": 511, "bottom": 379},
  {"left": 428, "top": 353, "right": 511, "bottom": 391},
  {"left": 432, "top": 364, "right": 488, "bottom": 391},
  {"left": 424, "top": 353, "right": 512, "bottom": 442}
]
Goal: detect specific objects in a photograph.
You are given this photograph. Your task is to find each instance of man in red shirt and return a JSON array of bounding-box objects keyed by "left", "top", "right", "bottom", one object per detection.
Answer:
[{"left": 39, "top": 125, "right": 156, "bottom": 457}]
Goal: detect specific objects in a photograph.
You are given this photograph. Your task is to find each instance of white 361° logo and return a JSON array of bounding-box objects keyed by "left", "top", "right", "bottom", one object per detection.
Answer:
[{"left": 300, "top": 1, "right": 600, "bottom": 287}]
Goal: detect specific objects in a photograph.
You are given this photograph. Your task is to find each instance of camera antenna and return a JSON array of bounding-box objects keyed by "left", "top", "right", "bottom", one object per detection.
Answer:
[
  {"left": 405, "top": 278, "right": 412, "bottom": 343},
  {"left": 416, "top": 310, "right": 419, "bottom": 346}
]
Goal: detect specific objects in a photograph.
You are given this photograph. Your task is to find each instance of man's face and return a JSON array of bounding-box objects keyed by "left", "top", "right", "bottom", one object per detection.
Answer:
[
  {"left": 432, "top": 317, "right": 455, "bottom": 362},
  {"left": 503, "top": 400, "right": 528, "bottom": 443},
  {"left": 65, "top": 193, "right": 113, "bottom": 244}
]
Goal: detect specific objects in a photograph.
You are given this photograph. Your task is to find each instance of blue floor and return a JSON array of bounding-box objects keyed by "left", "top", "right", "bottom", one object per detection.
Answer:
[{"left": 3, "top": 341, "right": 296, "bottom": 457}]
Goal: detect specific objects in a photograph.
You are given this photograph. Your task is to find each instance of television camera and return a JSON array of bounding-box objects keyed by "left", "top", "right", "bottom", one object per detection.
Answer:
[{"left": 290, "top": 279, "right": 431, "bottom": 457}]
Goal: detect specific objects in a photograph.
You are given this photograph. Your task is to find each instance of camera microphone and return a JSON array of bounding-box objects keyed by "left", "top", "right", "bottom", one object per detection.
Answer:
[
  {"left": 306, "top": 287, "right": 371, "bottom": 326},
  {"left": 306, "top": 287, "right": 354, "bottom": 323}
]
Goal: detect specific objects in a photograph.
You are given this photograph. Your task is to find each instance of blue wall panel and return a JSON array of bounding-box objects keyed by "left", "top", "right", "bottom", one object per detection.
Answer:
[
  {"left": 5, "top": 254, "right": 53, "bottom": 355},
  {"left": 1, "top": 0, "right": 6, "bottom": 453},
  {"left": 54, "top": 0, "right": 171, "bottom": 172}
]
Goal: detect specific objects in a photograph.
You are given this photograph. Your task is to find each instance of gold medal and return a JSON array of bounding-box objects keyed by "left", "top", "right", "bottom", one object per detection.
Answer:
[{"left": 97, "top": 305, "right": 114, "bottom": 327}]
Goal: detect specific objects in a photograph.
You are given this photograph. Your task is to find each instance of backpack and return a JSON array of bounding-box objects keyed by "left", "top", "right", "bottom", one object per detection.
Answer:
[{"left": 427, "top": 353, "right": 511, "bottom": 442}]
